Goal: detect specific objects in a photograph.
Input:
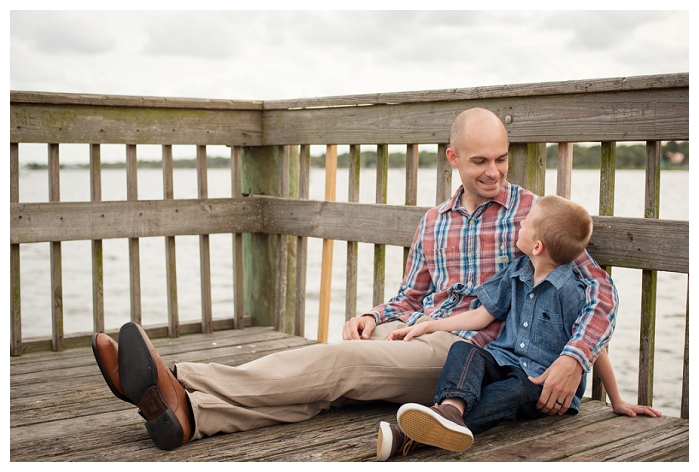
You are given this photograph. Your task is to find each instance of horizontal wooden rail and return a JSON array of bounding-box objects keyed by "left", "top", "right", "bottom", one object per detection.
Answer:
[
  {"left": 11, "top": 73, "right": 688, "bottom": 146},
  {"left": 11, "top": 196, "right": 689, "bottom": 274}
]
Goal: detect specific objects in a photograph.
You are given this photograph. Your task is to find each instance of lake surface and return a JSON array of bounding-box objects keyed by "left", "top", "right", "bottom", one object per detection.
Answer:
[{"left": 16, "top": 167, "right": 689, "bottom": 417}]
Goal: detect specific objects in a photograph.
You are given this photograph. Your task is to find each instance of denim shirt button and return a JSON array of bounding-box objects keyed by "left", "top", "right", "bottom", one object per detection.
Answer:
[
  {"left": 529, "top": 293, "right": 534, "bottom": 299},
  {"left": 520, "top": 342, "right": 525, "bottom": 348},
  {"left": 523, "top": 321, "right": 529, "bottom": 328}
]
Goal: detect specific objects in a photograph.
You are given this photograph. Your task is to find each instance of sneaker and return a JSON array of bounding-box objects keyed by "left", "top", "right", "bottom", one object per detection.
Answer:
[
  {"left": 376, "top": 421, "right": 418, "bottom": 461},
  {"left": 397, "top": 403, "right": 474, "bottom": 452}
]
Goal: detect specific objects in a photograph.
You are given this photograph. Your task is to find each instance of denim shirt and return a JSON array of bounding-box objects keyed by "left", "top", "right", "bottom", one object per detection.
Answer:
[{"left": 475, "top": 255, "right": 588, "bottom": 411}]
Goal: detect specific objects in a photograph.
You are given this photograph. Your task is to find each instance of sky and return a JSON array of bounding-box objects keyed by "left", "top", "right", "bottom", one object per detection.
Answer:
[{"left": 7, "top": 6, "right": 692, "bottom": 163}]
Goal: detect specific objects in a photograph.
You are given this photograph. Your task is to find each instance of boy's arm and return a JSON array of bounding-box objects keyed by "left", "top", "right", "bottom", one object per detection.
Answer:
[
  {"left": 594, "top": 349, "right": 662, "bottom": 417},
  {"left": 387, "top": 305, "right": 495, "bottom": 341}
]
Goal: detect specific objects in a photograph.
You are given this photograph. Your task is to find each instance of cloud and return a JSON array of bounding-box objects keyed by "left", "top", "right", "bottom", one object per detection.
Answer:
[{"left": 11, "top": 11, "right": 117, "bottom": 54}]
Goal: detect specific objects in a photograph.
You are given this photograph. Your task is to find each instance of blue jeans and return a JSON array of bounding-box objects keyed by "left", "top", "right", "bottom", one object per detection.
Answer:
[{"left": 434, "top": 341, "right": 547, "bottom": 435}]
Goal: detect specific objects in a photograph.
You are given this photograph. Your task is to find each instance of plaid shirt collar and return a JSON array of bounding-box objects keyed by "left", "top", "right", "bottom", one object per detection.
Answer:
[{"left": 438, "top": 181, "right": 514, "bottom": 215}]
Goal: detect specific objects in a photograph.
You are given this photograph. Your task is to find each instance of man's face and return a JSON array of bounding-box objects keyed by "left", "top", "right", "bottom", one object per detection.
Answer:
[{"left": 447, "top": 118, "right": 509, "bottom": 211}]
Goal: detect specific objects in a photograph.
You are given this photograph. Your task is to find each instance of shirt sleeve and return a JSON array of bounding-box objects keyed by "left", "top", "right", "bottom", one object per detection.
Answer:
[
  {"left": 561, "top": 250, "right": 618, "bottom": 373},
  {"left": 364, "top": 214, "right": 435, "bottom": 325}
]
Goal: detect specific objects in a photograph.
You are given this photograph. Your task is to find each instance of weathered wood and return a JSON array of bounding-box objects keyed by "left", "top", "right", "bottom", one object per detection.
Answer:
[
  {"left": 89, "top": 144, "right": 105, "bottom": 334},
  {"left": 10, "top": 102, "right": 262, "bottom": 145},
  {"left": 231, "top": 146, "right": 245, "bottom": 331},
  {"left": 11, "top": 198, "right": 262, "bottom": 243},
  {"left": 162, "top": 144, "right": 180, "bottom": 338},
  {"left": 638, "top": 141, "right": 661, "bottom": 407},
  {"left": 262, "top": 86, "right": 688, "bottom": 145},
  {"left": 556, "top": 142, "right": 573, "bottom": 198},
  {"left": 345, "top": 144, "right": 361, "bottom": 321},
  {"left": 10, "top": 143, "right": 21, "bottom": 356},
  {"left": 435, "top": 143, "right": 451, "bottom": 204},
  {"left": 48, "top": 144, "right": 64, "bottom": 351},
  {"left": 509, "top": 142, "right": 546, "bottom": 195},
  {"left": 197, "top": 145, "right": 213, "bottom": 334},
  {"left": 263, "top": 73, "right": 689, "bottom": 110},
  {"left": 373, "top": 145, "right": 388, "bottom": 307},
  {"left": 294, "top": 145, "right": 310, "bottom": 335},
  {"left": 126, "top": 145, "right": 141, "bottom": 325},
  {"left": 9, "top": 329, "right": 689, "bottom": 462}
]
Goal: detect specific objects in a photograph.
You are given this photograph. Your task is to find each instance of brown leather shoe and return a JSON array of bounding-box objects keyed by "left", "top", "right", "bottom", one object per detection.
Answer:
[
  {"left": 397, "top": 403, "right": 474, "bottom": 452},
  {"left": 118, "top": 322, "right": 194, "bottom": 450},
  {"left": 91, "top": 333, "right": 131, "bottom": 403}
]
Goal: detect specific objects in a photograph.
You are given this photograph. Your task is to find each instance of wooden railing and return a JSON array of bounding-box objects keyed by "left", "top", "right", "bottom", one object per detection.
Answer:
[{"left": 9, "top": 73, "right": 689, "bottom": 419}]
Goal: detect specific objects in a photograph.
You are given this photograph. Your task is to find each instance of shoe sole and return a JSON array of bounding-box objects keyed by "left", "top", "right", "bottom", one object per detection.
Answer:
[
  {"left": 376, "top": 421, "right": 393, "bottom": 461},
  {"left": 397, "top": 403, "right": 473, "bottom": 452},
  {"left": 91, "top": 333, "right": 132, "bottom": 404},
  {"left": 119, "top": 322, "right": 184, "bottom": 451}
]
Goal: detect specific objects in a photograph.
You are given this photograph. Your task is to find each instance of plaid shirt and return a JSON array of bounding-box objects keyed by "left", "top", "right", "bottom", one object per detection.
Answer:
[{"left": 366, "top": 182, "right": 617, "bottom": 373}]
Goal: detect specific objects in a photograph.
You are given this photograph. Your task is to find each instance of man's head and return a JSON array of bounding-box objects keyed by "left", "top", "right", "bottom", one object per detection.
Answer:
[
  {"left": 517, "top": 195, "right": 593, "bottom": 265},
  {"left": 446, "top": 108, "right": 510, "bottom": 213}
]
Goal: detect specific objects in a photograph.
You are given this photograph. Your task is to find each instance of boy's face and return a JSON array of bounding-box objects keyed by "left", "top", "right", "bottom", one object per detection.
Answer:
[{"left": 516, "top": 204, "right": 541, "bottom": 257}]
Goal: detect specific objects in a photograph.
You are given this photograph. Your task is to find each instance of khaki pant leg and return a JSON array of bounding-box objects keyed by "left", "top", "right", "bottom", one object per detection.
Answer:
[{"left": 176, "top": 320, "right": 462, "bottom": 439}]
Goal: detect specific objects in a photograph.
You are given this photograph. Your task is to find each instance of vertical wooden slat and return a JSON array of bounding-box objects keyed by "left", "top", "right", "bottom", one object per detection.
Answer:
[
  {"left": 556, "top": 142, "right": 573, "bottom": 198},
  {"left": 10, "top": 143, "right": 22, "bottom": 355},
  {"left": 681, "top": 280, "right": 689, "bottom": 419},
  {"left": 231, "top": 146, "right": 245, "bottom": 330},
  {"left": 373, "top": 144, "right": 388, "bottom": 308},
  {"left": 317, "top": 145, "right": 337, "bottom": 342},
  {"left": 48, "top": 143, "right": 64, "bottom": 351},
  {"left": 435, "top": 143, "right": 452, "bottom": 204},
  {"left": 197, "top": 145, "right": 213, "bottom": 334},
  {"left": 508, "top": 142, "right": 546, "bottom": 195},
  {"left": 126, "top": 144, "right": 141, "bottom": 325},
  {"left": 162, "top": 145, "right": 180, "bottom": 338},
  {"left": 345, "top": 144, "right": 361, "bottom": 322},
  {"left": 295, "top": 145, "right": 310, "bottom": 336},
  {"left": 90, "top": 144, "right": 105, "bottom": 334},
  {"left": 404, "top": 144, "right": 419, "bottom": 271},
  {"left": 274, "top": 146, "right": 290, "bottom": 332},
  {"left": 638, "top": 140, "right": 660, "bottom": 406},
  {"left": 592, "top": 141, "right": 617, "bottom": 402}
]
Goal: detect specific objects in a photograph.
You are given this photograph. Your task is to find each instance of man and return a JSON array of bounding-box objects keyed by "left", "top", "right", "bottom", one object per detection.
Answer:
[{"left": 92, "top": 108, "right": 617, "bottom": 450}]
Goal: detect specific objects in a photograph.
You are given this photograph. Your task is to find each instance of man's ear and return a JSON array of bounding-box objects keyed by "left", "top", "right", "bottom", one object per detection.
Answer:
[{"left": 446, "top": 147, "right": 458, "bottom": 168}]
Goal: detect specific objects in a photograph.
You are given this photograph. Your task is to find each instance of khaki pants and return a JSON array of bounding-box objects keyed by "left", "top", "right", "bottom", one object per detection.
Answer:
[{"left": 175, "top": 320, "right": 463, "bottom": 439}]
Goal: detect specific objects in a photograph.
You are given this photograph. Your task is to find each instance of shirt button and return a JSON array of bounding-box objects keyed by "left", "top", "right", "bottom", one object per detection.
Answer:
[
  {"left": 467, "top": 252, "right": 472, "bottom": 258},
  {"left": 470, "top": 220, "right": 475, "bottom": 226},
  {"left": 500, "top": 245, "right": 505, "bottom": 251},
  {"left": 520, "top": 342, "right": 525, "bottom": 348},
  {"left": 467, "top": 281, "right": 473, "bottom": 287},
  {"left": 523, "top": 322, "right": 529, "bottom": 328},
  {"left": 523, "top": 362, "right": 528, "bottom": 367},
  {"left": 529, "top": 293, "right": 534, "bottom": 299}
]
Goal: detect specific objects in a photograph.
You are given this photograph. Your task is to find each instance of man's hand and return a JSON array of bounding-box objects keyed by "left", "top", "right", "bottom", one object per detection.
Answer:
[
  {"left": 342, "top": 315, "right": 377, "bottom": 340},
  {"left": 528, "top": 355, "right": 584, "bottom": 415}
]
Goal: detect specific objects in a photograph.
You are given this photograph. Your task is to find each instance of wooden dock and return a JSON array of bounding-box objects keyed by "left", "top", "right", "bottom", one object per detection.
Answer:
[{"left": 10, "top": 327, "right": 689, "bottom": 462}]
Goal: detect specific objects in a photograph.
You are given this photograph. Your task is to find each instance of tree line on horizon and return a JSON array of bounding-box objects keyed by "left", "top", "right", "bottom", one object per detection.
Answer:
[{"left": 24, "top": 142, "right": 689, "bottom": 171}]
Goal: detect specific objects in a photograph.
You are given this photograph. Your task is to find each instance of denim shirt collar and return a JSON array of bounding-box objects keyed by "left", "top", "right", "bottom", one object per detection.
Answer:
[{"left": 511, "top": 256, "right": 577, "bottom": 290}]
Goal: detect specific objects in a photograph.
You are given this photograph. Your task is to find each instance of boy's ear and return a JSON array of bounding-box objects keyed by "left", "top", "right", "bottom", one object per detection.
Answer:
[{"left": 531, "top": 240, "right": 544, "bottom": 256}]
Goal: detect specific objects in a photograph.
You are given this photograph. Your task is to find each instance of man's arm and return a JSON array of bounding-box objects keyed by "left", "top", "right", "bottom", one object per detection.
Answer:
[{"left": 530, "top": 251, "right": 618, "bottom": 414}]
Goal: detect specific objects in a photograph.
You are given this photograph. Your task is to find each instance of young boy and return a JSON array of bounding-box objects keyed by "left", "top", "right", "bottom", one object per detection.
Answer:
[{"left": 377, "top": 195, "right": 661, "bottom": 461}]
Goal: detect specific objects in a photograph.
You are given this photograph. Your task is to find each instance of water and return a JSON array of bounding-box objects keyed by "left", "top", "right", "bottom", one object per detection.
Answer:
[{"left": 15, "top": 166, "right": 689, "bottom": 417}]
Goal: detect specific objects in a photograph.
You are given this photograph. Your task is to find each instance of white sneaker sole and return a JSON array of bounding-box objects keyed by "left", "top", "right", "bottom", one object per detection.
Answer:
[
  {"left": 376, "top": 421, "right": 394, "bottom": 461},
  {"left": 397, "top": 403, "right": 474, "bottom": 452}
]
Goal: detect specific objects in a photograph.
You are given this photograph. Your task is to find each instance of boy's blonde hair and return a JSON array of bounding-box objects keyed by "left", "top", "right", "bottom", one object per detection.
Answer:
[{"left": 531, "top": 195, "right": 593, "bottom": 265}]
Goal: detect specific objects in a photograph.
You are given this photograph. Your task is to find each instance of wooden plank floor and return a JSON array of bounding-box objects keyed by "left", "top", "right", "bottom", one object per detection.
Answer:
[{"left": 10, "top": 327, "right": 689, "bottom": 462}]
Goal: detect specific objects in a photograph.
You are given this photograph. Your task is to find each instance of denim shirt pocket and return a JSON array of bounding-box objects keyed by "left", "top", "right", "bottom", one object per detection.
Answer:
[{"left": 532, "top": 310, "right": 569, "bottom": 351}]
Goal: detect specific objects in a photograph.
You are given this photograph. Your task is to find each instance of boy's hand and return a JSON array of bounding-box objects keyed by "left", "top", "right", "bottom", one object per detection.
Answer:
[
  {"left": 612, "top": 401, "right": 662, "bottom": 418},
  {"left": 386, "top": 323, "right": 431, "bottom": 341}
]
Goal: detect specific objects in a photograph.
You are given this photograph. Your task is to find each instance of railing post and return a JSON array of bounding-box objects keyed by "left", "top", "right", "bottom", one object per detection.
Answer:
[
  {"left": 508, "top": 143, "right": 546, "bottom": 195},
  {"left": 241, "top": 145, "right": 295, "bottom": 328}
]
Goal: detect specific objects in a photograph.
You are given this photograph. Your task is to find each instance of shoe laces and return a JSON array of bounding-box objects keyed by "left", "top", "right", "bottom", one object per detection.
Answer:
[{"left": 400, "top": 436, "right": 417, "bottom": 456}]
